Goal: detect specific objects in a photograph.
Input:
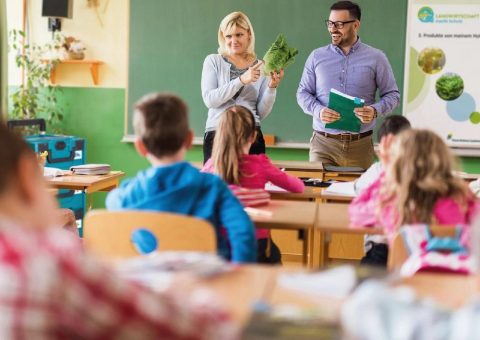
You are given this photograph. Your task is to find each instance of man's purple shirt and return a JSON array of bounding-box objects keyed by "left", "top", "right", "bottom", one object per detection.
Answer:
[{"left": 297, "top": 38, "right": 400, "bottom": 134}]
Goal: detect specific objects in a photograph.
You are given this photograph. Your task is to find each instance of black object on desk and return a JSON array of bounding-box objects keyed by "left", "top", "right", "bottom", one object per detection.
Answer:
[{"left": 300, "top": 178, "right": 333, "bottom": 188}]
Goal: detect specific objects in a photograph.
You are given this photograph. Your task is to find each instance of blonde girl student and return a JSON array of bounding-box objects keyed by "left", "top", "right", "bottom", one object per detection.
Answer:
[
  {"left": 349, "top": 129, "right": 479, "bottom": 245},
  {"left": 202, "top": 106, "right": 304, "bottom": 263}
]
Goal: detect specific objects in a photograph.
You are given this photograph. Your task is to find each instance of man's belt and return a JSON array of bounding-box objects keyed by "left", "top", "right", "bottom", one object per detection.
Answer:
[{"left": 316, "top": 130, "right": 373, "bottom": 142}]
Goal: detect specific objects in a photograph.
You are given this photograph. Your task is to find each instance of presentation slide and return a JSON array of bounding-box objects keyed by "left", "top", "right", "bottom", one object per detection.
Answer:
[{"left": 404, "top": 1, "right": 480, "bottom": 148}]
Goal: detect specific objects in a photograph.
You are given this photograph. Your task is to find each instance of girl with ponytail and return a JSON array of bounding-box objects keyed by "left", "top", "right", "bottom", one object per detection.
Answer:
[{"left": 203, "top": 106, "right": 304, "bottom": 263}]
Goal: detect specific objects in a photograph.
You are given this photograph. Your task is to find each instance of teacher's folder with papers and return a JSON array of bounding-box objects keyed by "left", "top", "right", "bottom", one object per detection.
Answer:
[{"left": 325, "top": 88, "right": 364, "bottom": 133}]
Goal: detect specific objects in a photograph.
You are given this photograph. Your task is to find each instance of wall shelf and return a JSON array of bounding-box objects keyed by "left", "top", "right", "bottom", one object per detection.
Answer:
[{"left": 49, "top": 60, "right": 104, "bottom": 85}]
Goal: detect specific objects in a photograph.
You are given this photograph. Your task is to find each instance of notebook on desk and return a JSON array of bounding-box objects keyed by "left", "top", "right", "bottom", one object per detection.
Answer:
[
  {"left": 70, "top": 164, "right": 111, "bottom": 175},
  {"left": 324, "top": 165, "right": 365, "bottom": 173}
]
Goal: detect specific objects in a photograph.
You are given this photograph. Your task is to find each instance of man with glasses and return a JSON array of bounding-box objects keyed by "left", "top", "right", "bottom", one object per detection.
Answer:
[{"left": 297, "top": 1, "right": 400, "bottom": 168}]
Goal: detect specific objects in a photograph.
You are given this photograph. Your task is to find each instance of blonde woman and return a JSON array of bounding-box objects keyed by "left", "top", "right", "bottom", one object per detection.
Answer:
[
  {"left": 201, "top": 11, "right": 284, "bottom": 163},
  {"left": 349, "top": 129, "right": 479, "bottom": 243}
]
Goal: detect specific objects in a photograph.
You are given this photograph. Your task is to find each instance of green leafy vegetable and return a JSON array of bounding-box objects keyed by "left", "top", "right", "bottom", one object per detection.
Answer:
[
  {"left": 262, "top": 34, "right": 298, "bottom": 75},
  {"left": 435, "top": 73, "right": 464, "bottom": 101}
]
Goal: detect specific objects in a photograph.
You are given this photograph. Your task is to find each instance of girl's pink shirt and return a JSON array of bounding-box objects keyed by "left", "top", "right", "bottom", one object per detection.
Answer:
[
  {"left": 203, "top": 154, "right": 305, "bottom": 239},
  {"left": 349, "top": 173, "right": 480, "bottom": 246}
]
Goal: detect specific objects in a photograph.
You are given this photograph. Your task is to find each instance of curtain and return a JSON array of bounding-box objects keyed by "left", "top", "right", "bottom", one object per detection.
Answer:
[{"left": 0, "top": 0, "right": 7, "bottom": 120}]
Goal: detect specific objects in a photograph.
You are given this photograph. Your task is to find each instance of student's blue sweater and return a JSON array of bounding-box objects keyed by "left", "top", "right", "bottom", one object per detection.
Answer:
[{"left": 106, "top": 162, "right": 257, "bottom": 263}]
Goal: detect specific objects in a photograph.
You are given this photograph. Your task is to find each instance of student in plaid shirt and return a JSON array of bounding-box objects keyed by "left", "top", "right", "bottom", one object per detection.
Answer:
[{"left": 0, "top": 122, "right": 237, "bottom": 339}]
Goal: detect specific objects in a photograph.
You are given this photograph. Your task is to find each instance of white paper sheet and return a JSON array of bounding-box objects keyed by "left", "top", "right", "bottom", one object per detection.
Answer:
[{"left": 323, "top": 182, "right": 356, "bottom": 197}]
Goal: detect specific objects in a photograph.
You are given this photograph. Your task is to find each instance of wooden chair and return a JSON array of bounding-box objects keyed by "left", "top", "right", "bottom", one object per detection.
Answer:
[
  {"left": 387, "top": 225, "right": 456, "bottom": 271},
  {"left": 83, "top": 209, "right": 217, "bottom": 260}
]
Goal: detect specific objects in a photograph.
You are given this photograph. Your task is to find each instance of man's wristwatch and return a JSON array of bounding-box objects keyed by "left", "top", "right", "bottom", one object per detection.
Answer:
[{"left": 372, "top": 107, "right": 378, "bottom": 119}]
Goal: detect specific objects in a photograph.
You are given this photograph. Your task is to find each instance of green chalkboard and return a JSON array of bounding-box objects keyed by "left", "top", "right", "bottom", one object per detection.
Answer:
[{"left": 128, "top": 0, "right": 407, "bottom": 143}]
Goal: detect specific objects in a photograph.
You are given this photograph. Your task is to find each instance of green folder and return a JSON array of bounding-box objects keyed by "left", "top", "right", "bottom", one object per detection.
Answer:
[{"left": 325, "top": 89, "right": 364, "bottom": 133}]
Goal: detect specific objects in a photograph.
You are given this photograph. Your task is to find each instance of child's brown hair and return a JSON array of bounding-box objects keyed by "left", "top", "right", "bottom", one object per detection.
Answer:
[
  {"left": 0, "top": 121, "right": 34, "bottom": 194},
  {"left": 211, "top": 106, "right": 256, "bottom": 184},
  {"left": 133, "top": 93, "right": 190, "bottom": 158}
]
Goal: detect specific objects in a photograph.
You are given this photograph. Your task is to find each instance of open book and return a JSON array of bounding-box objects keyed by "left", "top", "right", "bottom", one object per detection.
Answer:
[{"left": 325, "top": 88, "right": 364, "bottom": 133}]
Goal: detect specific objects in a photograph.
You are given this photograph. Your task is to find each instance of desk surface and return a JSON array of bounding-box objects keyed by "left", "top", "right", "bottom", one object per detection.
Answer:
[
  {"left": 320, "top": 190, "right": 355, "bottom": 203},
  {"left": 47, "top": 171, "right": 125, "bottom": 193},
  {"left": 269, "top": 186, "right": 323, "bottom": 201},
  {"left": 269, "top": 186, "right": 355, "bottom": 203},
  {"left": 174, "top": 265, "right": 479, "bottom": 329},
  {"left": 248, "top": 200, "right": 317, "bottom": 230},
  {"left": 316, "top": 203, "right": 383, "bottom": 235}
]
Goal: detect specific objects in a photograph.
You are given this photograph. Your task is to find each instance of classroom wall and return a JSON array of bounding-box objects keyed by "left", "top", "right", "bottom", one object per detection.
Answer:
[
  {"left": 7, "top": 0, "right": 128, "bottom": 87},
  {"left": 6, "top": 0, "right": 480, "bottom": 208}
]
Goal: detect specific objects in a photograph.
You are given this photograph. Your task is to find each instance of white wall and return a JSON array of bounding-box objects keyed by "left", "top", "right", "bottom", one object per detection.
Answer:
[{"left": 7, "top": 0, "right": 128, "bottom": 88}]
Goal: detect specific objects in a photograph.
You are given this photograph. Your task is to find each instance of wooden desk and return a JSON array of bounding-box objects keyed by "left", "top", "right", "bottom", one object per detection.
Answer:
[
  {"left": 323, "top": 171, "right": 363, "bottom": 182},
  {"left": 177, "top": 265, "right": 280, "bottom": 327},
  {"left": 269, "top": 185, "right": 355, "bottom": 203},
  {"left": 247, "top": 200, "right": 317, "bottom": 265},
  {"left": 248, "top": 200, "right": 317, "bottom": 231},
  {"left": 269, "top": 186, "right": 323, "bottom": 201},
  {"left": 316, "top": 203, "right": 382, "bottom": 235},
  {"left": 47, "top": 171, "right": 125, "bottom": 194},
  {"left": 312, "top": 203, "right": 384, "bottom": 267},
  {"left": 268, "top": 187, "right": 356, "bottom": 266},
  {"left": 173, "top": 265, "right": 342, "bottom": 328},
  {"left": 173, "top": 266, "right": 479, "bottom": 332},
  {"left": 271, "top": 160, "right": 363, "bottom": 182}
]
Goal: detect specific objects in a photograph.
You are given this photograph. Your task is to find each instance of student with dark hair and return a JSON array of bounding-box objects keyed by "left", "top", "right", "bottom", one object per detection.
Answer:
[
  {"left": 106, "top": 92, "right": 257, "bottom": 263},
  {"left": 0, "top": 121, "right": 236, "bottom": 338},
  {"left": 354, "top": 115, "right": 411, "bottom": 194},
  {"left": 297, "top": 0, "right": 400, "bottom": 168},
  {"left": 352, "top": 115, "right": 411, "bottom": 266}
]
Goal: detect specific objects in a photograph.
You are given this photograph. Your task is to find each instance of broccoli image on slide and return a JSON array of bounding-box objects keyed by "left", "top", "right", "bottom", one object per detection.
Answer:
[
  {"left": 262, "top": 34, "right": 298, "bottom": 75},
  {"left": 435, "top": 73, "right": 464, "bottom": 101}
]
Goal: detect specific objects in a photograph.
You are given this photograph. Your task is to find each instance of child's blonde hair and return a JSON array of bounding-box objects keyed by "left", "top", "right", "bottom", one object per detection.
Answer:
[
  {"left": 380, "top": 129, "right": 469, "bottom": 227},
  {"left": 217, "top": 11, "right": 256, "bottom": 60},
  {"left": 211, "top": 106, "right": 256, "bottom": 185}
]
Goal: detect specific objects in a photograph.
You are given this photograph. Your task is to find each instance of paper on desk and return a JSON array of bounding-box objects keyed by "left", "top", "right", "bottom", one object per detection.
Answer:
[
  {"left": 244, "top": 207, "right": 273, "bottom": 218},
  {"left": 278, "top": 265, "right": 357, "bottom": 299},
  {"left": 323, "top": 181, "right": 356, "bottom": 197},
  {"left": 43, "top": 167, "right": 69, "bottom": 178},
  {"left": 264, "top": 182, "right": 288, "bottom": 193}
]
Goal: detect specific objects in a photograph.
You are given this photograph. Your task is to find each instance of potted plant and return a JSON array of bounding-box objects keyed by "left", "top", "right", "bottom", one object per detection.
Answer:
[{"left": 8, "top": 29, "right": 65, "bottom": 133}]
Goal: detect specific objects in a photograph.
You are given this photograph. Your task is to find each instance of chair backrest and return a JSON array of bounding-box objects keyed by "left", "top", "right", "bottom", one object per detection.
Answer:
[
  {"left": 387, "top": 225, "right": 456, "bottom": 271},
  {"left": 83, "top": 209, "right": 217, "bottom": 260}
]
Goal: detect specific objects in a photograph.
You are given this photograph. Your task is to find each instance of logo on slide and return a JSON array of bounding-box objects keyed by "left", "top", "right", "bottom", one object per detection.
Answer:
[{"left": 418, "top": 7, "right": 434, "bottom": 22}]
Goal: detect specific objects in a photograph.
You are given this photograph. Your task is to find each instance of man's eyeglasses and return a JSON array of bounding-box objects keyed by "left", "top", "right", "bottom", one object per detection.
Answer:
[{"left": 325, "top": 19, "right": 356, "bottom": 29}]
